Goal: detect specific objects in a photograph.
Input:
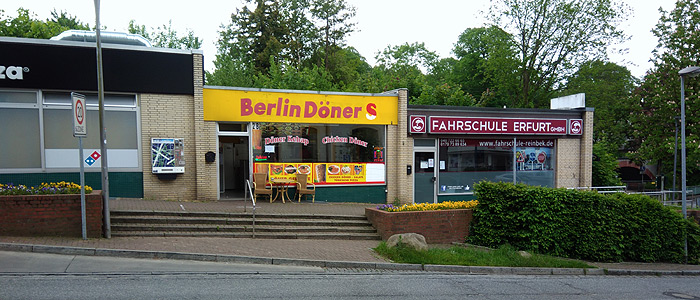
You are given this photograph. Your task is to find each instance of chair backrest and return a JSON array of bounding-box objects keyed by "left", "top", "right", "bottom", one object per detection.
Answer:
[
  {"left": 296, "top": 173, "right": 308, "bottom": 190},
  {"left": 253, "top": 173, "right": 268, "bottom": 190}
]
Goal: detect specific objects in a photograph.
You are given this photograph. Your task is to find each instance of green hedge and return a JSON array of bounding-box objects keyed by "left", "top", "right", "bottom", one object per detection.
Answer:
[{"left": 467, "top": 182, "right": 700, "bottom": 263}]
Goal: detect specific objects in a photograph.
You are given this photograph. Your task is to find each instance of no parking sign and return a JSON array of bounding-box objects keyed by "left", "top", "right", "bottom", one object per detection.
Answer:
[{"left": 72, "top": 92, "right": 87, "bottom": 137}]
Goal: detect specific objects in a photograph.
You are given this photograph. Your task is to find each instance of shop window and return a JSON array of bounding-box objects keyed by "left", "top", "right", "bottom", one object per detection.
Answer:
[
  {"left": 0, "top": 108, "right": 41, "bottom": 168},
  {"left": 43, "top": 92, "right": 136, "bottom": 107},
  {"left": 252, "top": 123, "right": 386, "bottom": 185},
  {"left": 0, "top": 91, "right": 37, "bottom": 104},
  {"left": 437, "top": 138, "right": 555, "bottom": 194},
  {"left": 515, "top": 140, "right": 555, "bottom": 187},
  {"left": 438, "top": 138, "right": 513, "bottom": 194}
]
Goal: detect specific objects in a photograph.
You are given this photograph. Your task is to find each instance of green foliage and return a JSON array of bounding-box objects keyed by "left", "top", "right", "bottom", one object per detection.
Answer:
[
  {"left": 488, "top": 0, "right": 629, "bottom": 108},
  {"left": 128, "top": 20, "right": 202, "bottom": 50},
  {"left": 0, "top": 8, "right": 89, "bottom": 39},
  {"left": 561, "top": 60, "right": 638, "bottom": 149},
  {"left": 374, "top": 242, "right": 593, "bottom": 268},
  {"left": 628, "top": 0, "right": 700, "bottom": 184},
  {"left": 468, "top": 182, "right": 700, "bottom": 263},
  {"left": 592, "top": 142, "right": 623, "bottom": 187}
]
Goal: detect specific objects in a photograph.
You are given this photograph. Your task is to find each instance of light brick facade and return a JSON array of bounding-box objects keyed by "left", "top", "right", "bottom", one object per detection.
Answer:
[
  {"left": 141, "top": 53, "right": 217, "bottom": 201},
  {"left": 386, "top": 89, "right": 413, "bottom": 205}
]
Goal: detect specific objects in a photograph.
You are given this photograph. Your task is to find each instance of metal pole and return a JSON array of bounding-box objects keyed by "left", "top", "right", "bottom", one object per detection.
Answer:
[
  {"left": 673, "top": 116, "right": 679, "bottom": 202},
  {"left": 79, "top": 137, "right": 87, "bottom": 240},
  {"left": 94, "top": 0, "right": 110, "bottom": 238},
  {"left": 680, "top": 75, "right": 687, "bottom": 264}
]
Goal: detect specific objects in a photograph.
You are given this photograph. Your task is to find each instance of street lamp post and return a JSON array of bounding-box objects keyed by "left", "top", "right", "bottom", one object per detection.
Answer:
[{"left": 678, "top": 66, "right": 700, "bottom": 264}]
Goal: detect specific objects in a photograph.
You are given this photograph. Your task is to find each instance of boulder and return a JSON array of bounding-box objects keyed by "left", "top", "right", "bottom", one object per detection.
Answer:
[{"left": 386, "top": 233, "right": 428, "bottom": 251}]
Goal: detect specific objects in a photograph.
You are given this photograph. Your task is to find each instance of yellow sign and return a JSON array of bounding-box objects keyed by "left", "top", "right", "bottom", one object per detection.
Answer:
[
  {"left": 204, "top": 88, "right": 398, "bottom": 125},
  {"left": 254, "top": 162, "right": 383, "bottom": 185}
]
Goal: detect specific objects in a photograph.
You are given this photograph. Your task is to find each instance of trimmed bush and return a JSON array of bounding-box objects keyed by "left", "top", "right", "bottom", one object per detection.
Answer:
[{"left": 467, "top": 182, "right": 700, "bottom": 263}]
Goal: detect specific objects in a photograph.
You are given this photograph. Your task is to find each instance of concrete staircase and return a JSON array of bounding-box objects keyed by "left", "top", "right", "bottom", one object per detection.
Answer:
[{"left": 110, "top": 210, "right": 380, "bottom": 240}]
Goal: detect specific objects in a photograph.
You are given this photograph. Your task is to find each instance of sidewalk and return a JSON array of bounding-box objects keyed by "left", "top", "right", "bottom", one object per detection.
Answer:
[{"left": 1, "top": 198, "right": 699, "bottom": 275}]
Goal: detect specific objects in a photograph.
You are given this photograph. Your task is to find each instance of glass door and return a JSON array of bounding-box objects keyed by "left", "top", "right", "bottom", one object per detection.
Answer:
[{"left": 414, "top": 151, "right": 436, "bottom": 203}]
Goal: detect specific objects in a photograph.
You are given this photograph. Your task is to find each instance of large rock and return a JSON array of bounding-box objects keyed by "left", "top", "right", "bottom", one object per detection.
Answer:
[{"left": 386, "top": 233, "right": 428, "bottom": 251}]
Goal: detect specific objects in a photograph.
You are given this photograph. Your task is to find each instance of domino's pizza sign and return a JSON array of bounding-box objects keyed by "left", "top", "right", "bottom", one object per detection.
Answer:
[{"left": 85, "top": 151, "right": 101, "bottom": 166}]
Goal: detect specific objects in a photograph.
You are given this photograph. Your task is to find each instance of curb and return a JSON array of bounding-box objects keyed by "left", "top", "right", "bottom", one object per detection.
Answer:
[{"left": 1, "top": 242, "right": 696, "bottom": 276}]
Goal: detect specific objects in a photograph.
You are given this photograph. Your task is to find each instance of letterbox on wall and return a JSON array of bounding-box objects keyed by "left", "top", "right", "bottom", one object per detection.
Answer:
[{"left": 151, "top": 138, "right": 185, "bottom": 174}]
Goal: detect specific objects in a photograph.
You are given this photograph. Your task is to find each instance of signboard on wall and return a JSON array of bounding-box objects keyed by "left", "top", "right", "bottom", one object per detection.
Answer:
[
  {"left": 151, "top": 138, "right": 185, "bottom": 173},
  {"left": 428, "top": 116, "right": 569, "bottom": 135},
  {"left": 254, "top": 162, "right": 385, "bottom": 185},
  {"left": 203, "top": 88, "right": 399, "bottom": 125}
]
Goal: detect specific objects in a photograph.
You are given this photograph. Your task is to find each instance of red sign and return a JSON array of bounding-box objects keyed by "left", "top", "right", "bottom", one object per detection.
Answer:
[
  {"left": 569, "top": 119, "right": 583, "bottom": 135},
  {"left": 410, "top": 115, "right": 426, "bottom": 133},
  {"left": 429, "top": 116, "right": 568, "bottom": 135}
]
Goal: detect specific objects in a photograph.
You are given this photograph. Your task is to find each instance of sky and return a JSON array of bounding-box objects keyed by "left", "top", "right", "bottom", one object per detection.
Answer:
[{"left": 2, "top": 0, "right": 678, "bottom": 78}]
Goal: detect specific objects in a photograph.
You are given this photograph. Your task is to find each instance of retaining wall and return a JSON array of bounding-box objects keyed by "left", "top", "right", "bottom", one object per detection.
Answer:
[
  {"left": 365, "top": 208, "right": 473, "bottom": 244},
  {"left": 0, "top": 191, "right": 103, "bottom": 238}
]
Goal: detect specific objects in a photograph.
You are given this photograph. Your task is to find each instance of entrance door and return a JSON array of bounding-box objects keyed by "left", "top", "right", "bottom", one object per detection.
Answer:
[
  {"left": 219, "top": 136, "right": 249, "bottom": 199},
  {"left": 414, "top": 151, "right": 436, "bottom": 203}
]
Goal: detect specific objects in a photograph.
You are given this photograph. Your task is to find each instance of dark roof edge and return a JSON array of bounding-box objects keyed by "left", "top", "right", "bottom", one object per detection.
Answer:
[{"left": 408, "top": 104, "right": 594, "bottom": 114}]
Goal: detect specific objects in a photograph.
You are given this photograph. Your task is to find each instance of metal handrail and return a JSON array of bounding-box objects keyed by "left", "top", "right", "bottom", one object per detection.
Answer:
[{"left": 245, "top": 179, "right": 256, "bottom": 238}]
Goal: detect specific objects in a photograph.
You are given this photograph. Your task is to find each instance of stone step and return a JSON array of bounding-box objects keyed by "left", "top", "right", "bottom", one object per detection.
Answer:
[
  {"left": 111, "top": 224, "right": 377, "bottom": 233},
  {"left": 109, "top": 210, "right": 379, "bottom": 240},
  {"left": 111, "top": 231, "right": 381, "bottom": 240},
  {"left": 110, "top": 216, "right": 372, "bottom": 227},
  {"left": 111, "top": 210, "right": 367, "bottom": 221}
]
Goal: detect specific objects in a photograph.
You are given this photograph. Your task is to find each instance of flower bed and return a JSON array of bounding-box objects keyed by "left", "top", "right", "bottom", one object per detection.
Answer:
[
  {"left": 0, "top": 183, "right": 102, "bottom": 238},
  {"left": 366, "top": 201, "right": 475, "bottom": 244}
]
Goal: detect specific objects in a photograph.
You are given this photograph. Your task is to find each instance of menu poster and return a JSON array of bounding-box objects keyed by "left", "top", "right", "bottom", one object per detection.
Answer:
[
  {"left": 265, "top": 163, "right": 313, "bottom": 180},
  {"left": 325, "top": 163, "right": 366, "bottom": 183},
  {"left": 253, "top": 162, "right": 384, "bottom": 185}
]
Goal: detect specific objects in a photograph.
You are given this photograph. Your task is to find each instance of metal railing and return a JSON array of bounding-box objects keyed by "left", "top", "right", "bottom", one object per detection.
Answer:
[
  {"left": 571, "top": 186, "right": 699, "bottom": 208},
  {"left": 245, "top": 179, "right": 256, "bottom": 238}
]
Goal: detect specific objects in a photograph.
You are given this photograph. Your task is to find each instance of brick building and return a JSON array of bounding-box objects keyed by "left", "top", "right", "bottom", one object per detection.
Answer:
[{"left": 0, "top": 36, "right": 592, "bottom": 204}]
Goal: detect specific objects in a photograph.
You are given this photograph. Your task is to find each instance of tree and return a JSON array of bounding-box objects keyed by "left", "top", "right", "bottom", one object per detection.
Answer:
[
  {"left": 374, "top": 42, "right": 437, "bottom": 102},
  {"left": 562, "top": 60, "right": 638, "bottom": 149},
  {"left": 592, "top": 141, "right": 624, "bottom": 187},
  {"left": 629, "top": 0, "right": 700, "bottom": 185},
  {"left": 209, "top": 0, "right": 359, "bottom": 89},
  {"left": 0, "top": 8, "right": 89, "bottom": 39},
  {"left": 128, "top": 20, "right": 202, "bottom": 50},
  {"left": 451, "top": 26, "right": 519, "bottom": 107},
  {"left": 488, "top": 0, "right": 629, "bottom": 108}
]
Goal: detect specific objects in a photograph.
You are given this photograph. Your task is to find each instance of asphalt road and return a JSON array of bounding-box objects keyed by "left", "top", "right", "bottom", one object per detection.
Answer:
[{"left": 3, "top": 251, "right": 700, "bottom": 300}]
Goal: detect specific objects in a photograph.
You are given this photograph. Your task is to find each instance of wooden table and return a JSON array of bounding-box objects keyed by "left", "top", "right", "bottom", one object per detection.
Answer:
[{"left": 269, "top": 178, "right": 296, "bottom": 203}]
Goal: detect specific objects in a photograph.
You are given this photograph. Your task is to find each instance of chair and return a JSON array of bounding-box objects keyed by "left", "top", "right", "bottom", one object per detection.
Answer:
[
  {"left": 253, "top": 173, "right": 273, "bottom": 202},
  {"left": 295, "top": 173, "right": 315, "bottom": 203}
]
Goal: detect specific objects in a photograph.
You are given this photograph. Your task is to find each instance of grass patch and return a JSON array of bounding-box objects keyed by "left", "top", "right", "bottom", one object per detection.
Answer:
[{"left": 374, "top": 242, "right": 594, "bottom": 268}]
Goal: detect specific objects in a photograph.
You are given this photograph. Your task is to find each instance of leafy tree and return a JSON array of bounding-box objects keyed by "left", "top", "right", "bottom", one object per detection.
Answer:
[
  {"left": 451, "top": 26, "right": 519, "bottom": 107},
  {"left": 592, "top": 141, "right": 624, "bottom": 187},
  {"left": 128, "top": 20, "right": 202, "bottom": 49},
  {"left": 561, "top": 60, "right": 638, "bottom": 149},
  {"left": 374, "top": 42, "right": 437, "bottom": 102},
  {"left": 488, "top": 0, "right": 629, "bottom": 108},
  {"left": 629, "top": 0, "right": 700, "bottom": 184},
  {"left": 208, "top": 0, "right": 358, "bottom": 89},
  {"left": 0, "top": 8, "right": 89, "bottom": 39}
]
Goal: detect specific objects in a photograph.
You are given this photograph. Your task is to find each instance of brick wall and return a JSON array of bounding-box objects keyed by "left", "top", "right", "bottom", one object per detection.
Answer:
[
  {"left": 386, "top": 89, "right": 412, "bottom": 205},
  {"left": 365, "top": 207, "right": 473, "bottom": 244},
  {"left": 141, "top": 52, "right": 217, "bottom": 201},
  {"left": 0, "top": 191, "right": 103, "bottom": 238}
]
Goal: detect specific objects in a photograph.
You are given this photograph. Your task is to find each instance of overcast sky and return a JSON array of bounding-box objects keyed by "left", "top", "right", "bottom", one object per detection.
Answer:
[{"left": 3, "top": 0, "right": 677, "bottom": 78}]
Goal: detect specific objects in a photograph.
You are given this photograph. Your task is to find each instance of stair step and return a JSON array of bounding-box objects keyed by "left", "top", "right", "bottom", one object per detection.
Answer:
[
  {"left": 112, "top": 224, "right": 377, "bottom": 233},
  {"left": 111, "top": 231, "right": 381, "bottom": 240},
  {"left": 111, "top": 210, "right": 367, "bottom": 221},
  {"left": 109, "top": 210, "right": 379, "bottom": 240},
  {"left": 110, "top": 216, "right": 372, "bottom": 227}
]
